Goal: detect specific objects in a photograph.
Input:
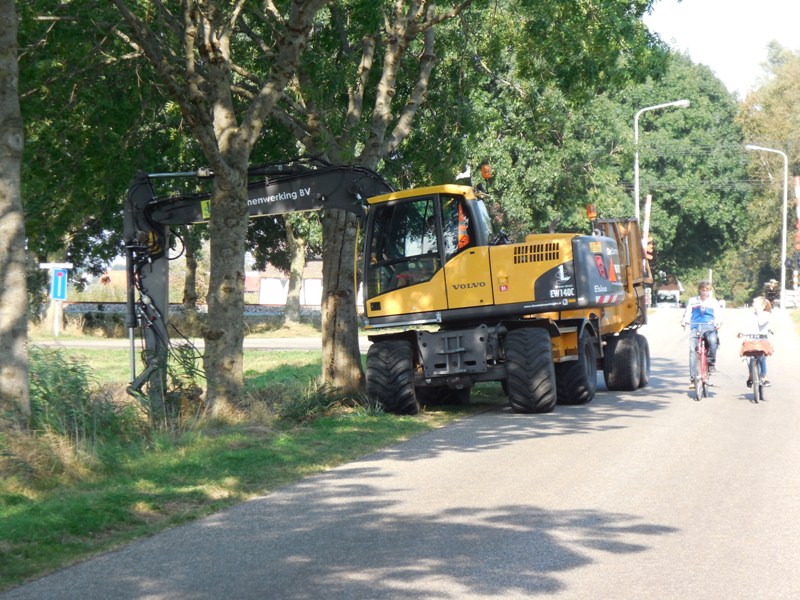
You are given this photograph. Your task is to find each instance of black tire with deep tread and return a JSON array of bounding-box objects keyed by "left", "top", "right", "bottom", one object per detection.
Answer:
[
  {"left": 366, "top": 340, "right": 419, "bottom": 415},
  {"left": 555, "top": 329, "right": 598, "bottom": 405},
  {"left": 504, "top": 328, "right": 557, "bottom": 414},
  {"left": 603, "top": 334, "right": 641, "bottom": 391},
  {"left": 750, "top": 359, "right": 761, "bottom": 403},
  {"left": 636, "top": 333, "right": 651, "bottom": 388}
]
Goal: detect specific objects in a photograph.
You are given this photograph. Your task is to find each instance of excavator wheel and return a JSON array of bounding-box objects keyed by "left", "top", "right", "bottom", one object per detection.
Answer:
[
  {"left": 366, "top": 340, "right": 419, "bottom": 415},
  {"left": 635, "top": 333, "right": 651, "bottom": 388},
  {"left": 555, "top": 329, "right": 598, "bottom": 405},
  {"left": 504, "top": 328, "right": 557, "bottom": 414},
  {"left": 603, "top": 334, "right": 641, "bottom": 391}
]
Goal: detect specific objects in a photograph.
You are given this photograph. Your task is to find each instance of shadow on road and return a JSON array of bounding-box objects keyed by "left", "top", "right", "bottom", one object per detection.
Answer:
[
  {"left": 3, "top": 472, "right": 678, "bottom": 600},
  {"left": 389, "top": 354, "right": 687, "bottom": 464}
]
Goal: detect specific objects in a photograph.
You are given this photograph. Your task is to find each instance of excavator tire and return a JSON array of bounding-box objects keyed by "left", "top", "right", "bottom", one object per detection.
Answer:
[
  {"left": 555, "top": 329, "right": 598, "bottom": 405},
  {"left": 505, "top": 328, "right": 557, "bottom": 414},
  {"left": 636, "top": 333, "right": 651, "bottom": 388},
  {"left": 366, "top": 340, "right": 419, "bottom": 415},
  {"left": 603, "top": 334, "right": 641, "bottom": 391}
]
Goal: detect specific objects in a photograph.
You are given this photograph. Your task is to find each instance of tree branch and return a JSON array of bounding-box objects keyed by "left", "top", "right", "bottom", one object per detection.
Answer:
[
  {"left": 342, "top": 34, "right": 375, "bottom": 147},
  {"left": 239, "top": 0, "right": 329, "bottom": 151},
  {"left": 384, "top": 5, "right": 438, "bottom": 155}
]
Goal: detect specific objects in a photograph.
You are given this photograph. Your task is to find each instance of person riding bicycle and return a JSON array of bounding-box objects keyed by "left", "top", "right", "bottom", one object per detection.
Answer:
[
  {"left": 681, "top": 280, "right": 723, "bottom": 387},
  {"left": 744, "top": 295, "right": 772, "bottom": 387}
]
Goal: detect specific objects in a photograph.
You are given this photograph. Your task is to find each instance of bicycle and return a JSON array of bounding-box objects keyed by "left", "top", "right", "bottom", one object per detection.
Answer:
[
  {"left": 693, "top": 329, "right": 712, "bottom": 401},
  {"left": 738, "top": 333, "right": 773, "bottom": 403}
]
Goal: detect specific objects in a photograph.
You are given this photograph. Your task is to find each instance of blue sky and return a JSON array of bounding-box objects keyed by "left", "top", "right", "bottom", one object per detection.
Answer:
[{"left": 644, "top": 0, "right": 800, "bottom": 98}]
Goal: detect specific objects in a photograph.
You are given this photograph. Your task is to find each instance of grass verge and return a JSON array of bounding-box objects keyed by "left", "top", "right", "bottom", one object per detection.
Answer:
[{"left": 1, "top": 346, "right": 501, "bottom": 591}]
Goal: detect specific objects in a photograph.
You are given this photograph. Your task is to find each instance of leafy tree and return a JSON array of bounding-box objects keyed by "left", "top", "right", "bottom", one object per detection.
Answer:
[
  {"left": 0, "top": 0, "right": 30, "bottom": 426},
  {"left": 264, "top": 1, "right": 474, "bottom": 391},
  {"left": 628, "top": 54, "right": 749, "bottom": 284},
  {"left": 380, "top": 1, "right": 668, "bottom": 239},
  {"left": 107, "top": 0, "right": 329, "bottom": 412},
  {"left": 17, "top": 1, "right": 203, "bottom": 292},
  {"left": 737, "top": 45, "right": 800, "bottom": 300},
  {"left": 275, "top": 0, "right": 669, "bottom": 390}
]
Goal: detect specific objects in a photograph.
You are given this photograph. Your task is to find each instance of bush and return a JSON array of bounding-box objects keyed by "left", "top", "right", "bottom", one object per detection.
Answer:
[
  {"left": 277, "top": 381, "right": 370, "bottom": 422},
  {"left": 28, "top": 346, "right": 145, "bottom": 446}
]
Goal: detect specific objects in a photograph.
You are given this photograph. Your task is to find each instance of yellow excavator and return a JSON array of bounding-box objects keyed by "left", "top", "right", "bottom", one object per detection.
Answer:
[
  {"left": 123, "top": 158, "right": 652, "bottom": 415},
  {"left": 361, "top": 184, "right": 652, "bottom": 414}
]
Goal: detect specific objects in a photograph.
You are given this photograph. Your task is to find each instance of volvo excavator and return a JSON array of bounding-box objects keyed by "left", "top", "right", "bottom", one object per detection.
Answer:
[{"left": 123, "top": 157, "right": 652, "bottom": 416}]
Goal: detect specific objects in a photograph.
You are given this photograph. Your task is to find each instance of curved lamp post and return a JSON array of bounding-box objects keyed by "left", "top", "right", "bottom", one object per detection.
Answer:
[
  {"left": 745, "top": 144, "right": 789, "bottom": 310},
  {"left": 634, "top": 99, "right": 691, "bottom": 222}
]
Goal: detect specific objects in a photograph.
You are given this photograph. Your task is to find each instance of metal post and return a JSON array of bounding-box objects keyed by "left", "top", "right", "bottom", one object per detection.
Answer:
[
  {"left": 745, "top": 145, "right": 788, "bottom": 310},
  {"left": 633, "top": 100, "right": 690, "bottom": 222}
]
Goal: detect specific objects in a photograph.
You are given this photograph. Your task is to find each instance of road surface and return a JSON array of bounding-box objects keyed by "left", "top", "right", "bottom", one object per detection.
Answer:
[{"left": 5, "top": 308, "right": 800, "bottom": 599}]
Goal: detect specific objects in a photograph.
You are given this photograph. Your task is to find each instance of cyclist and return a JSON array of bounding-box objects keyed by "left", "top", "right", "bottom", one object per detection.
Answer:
[
  {"left": 745, "top": 296, "right": 772, "bottom": 387},
  {"left": 681, "top": 280, "right": 723, "bottom": 387}
]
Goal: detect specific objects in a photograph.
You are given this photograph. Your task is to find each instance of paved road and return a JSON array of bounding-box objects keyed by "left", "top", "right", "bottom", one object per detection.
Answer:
[{"left": 6, "top": 308, "right": 800, "bottom": 599}]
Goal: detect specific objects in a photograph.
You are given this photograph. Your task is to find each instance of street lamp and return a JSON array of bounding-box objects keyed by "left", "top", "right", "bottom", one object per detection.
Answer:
[
  {"left": 745, "top": 144, "right": 789, "bottom": 310},
  {"left": 634, "top": 99, "right": 691, "bottom": 222}
]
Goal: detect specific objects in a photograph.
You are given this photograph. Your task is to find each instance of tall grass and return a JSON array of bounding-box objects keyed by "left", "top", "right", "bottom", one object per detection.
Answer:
[
  {"left": 1, "top": 344, "right": 477, "bottom": 591},
  {"left": 28, "top": 346, "right": 146, "bottom": 448}
]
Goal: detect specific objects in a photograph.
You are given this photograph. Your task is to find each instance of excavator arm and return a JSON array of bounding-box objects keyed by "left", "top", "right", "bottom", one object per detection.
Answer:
[{"left": 122, "top": 158, "right": 393, "bottom": 397}]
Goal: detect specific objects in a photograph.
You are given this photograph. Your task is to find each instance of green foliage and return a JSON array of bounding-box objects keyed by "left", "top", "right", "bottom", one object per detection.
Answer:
[
  {"left": 18, "top": 1, "right": 205, "bottom": 298},
  {"left": 1, "top": 344, "right": 471, "bottom": 590},
  {"left": 164, "top": 344, "right": 207, "bottom": 428},
  {"left": 735, "top": 46, "right": 800, "bottom": 300},
  {"left": 628, "top": 54, "right": 749, "bottom": 281},
  {"left": 379, "top": 0, "right": 670, "bottom": 238},
  {"left": 27, "top": 346, "right": 144, "bottom": 445},
  {"left": 513, "top": 0, "right": 669, "bottom": 100}
]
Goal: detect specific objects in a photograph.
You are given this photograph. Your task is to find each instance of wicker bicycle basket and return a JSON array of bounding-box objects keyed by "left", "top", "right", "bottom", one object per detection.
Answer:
[{"left": 739, "top": 337, "right": 773, "bottom": 357}]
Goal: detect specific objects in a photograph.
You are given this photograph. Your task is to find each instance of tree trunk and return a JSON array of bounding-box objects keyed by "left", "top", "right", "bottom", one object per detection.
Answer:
[
  {"left": 182, "top": 226, "right": 201, "bottom": 311},
  {"left": 284, "top": 217, "right": 306, "bottom": 326},
  {"left": 203, "top": 173, "right": 248, "bottom": 415},
  {"left": 321, "top": 208, "right": 364, "bottom": 394},
  {"left": 0, "top": 0, "right": 30, "bottom": 427}
]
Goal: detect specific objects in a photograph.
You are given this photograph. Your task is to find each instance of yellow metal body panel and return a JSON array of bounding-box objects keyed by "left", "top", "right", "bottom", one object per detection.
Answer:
[
  {"left": 368, "top": 184, "right": 478, "bottom": 205},
  {"left": 367, "top": 269, "right": 449, "bottom": 318},
  {"left": 487, "top": 234, "right": 578, "bottom": 307},
  {"left": 442, "top": 247, "right": 494, "bottom": 308}
]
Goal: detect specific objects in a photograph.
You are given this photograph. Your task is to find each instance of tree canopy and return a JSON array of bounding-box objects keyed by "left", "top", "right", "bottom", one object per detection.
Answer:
[
  {"left": 16, "top": 0, "right": 800, "bottom": 416},
  {"left": 734, "top": 45, "right": 800, "bottom": 302}
]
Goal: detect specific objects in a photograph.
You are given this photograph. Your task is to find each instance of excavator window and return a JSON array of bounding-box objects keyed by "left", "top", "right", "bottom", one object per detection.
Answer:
[
  {"left": 365, "top": 196, "right": 442, "bottom": 296},
  {"left": 441, "top": 195, "right": 476, "bottom": 259}
]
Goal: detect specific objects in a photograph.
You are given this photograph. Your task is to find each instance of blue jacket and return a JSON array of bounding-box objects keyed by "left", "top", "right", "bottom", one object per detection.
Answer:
[{"left": 682, "top": 295, "right": 722, "bottom": 330}]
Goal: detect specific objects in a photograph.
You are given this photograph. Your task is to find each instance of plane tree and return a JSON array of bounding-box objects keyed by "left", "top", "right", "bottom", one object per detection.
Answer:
[
  {"left": 104, "top": 0, "right": 330, "bottom": 413},
  {"left": 736, "top": 44, "right": 800, "bottom": 301},
  {"left": 268, "top": 0, "right": 677, "bottom": 392},
  {"left": 376, "top": 0, "right": 668, "bottom": 238},
  {"left": 0, "top": 0, "right": 29, "bottom": 426}
]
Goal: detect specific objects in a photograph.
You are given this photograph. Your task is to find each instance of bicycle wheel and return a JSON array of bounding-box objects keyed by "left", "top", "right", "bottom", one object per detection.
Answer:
[
  {"left": 694, "top": 346, "right": 704, "bottom": 401},
  {"left": 749, "top": 358, "right": 760, "bottom": 403},
  {"left": 756, "top": 359, "right": 765, "bottom": 401},
  {"left": 698, "top": 343, "right": 709, "bottom": 400}
]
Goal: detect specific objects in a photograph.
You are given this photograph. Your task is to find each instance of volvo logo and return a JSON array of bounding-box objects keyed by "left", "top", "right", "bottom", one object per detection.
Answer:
[{"left": 452, "top": 282, "right": 486, "bottom": 290}]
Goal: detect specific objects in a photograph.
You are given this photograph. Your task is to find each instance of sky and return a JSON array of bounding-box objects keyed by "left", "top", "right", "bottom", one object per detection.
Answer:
[{"left": 643, "top": 0, "right": 800, "bottom": 98}]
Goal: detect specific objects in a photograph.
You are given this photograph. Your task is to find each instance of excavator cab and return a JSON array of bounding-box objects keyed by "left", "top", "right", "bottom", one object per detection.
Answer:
[{"left": 363, "top": 185, "right": 493, "bottom": 325}]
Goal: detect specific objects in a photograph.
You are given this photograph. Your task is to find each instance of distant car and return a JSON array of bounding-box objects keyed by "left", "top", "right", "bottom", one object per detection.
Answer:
[{"left": 655, "top": 291, "right": 682, "bottom": 308}]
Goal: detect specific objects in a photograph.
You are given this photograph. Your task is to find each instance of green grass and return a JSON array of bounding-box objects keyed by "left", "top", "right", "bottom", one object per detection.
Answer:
[{"left": 1, "top": 345, "right": 501, "bottom": 591}]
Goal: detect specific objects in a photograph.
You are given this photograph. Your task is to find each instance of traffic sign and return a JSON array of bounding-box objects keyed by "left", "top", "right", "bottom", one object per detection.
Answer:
[{"left": 51, "top": 268, "right": 68, "bottom": 301}]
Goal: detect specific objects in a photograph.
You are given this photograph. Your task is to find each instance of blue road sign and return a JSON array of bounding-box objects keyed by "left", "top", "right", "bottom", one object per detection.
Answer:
[{"left": 51, "top": 268, "right": 68, "bottom": 300}]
